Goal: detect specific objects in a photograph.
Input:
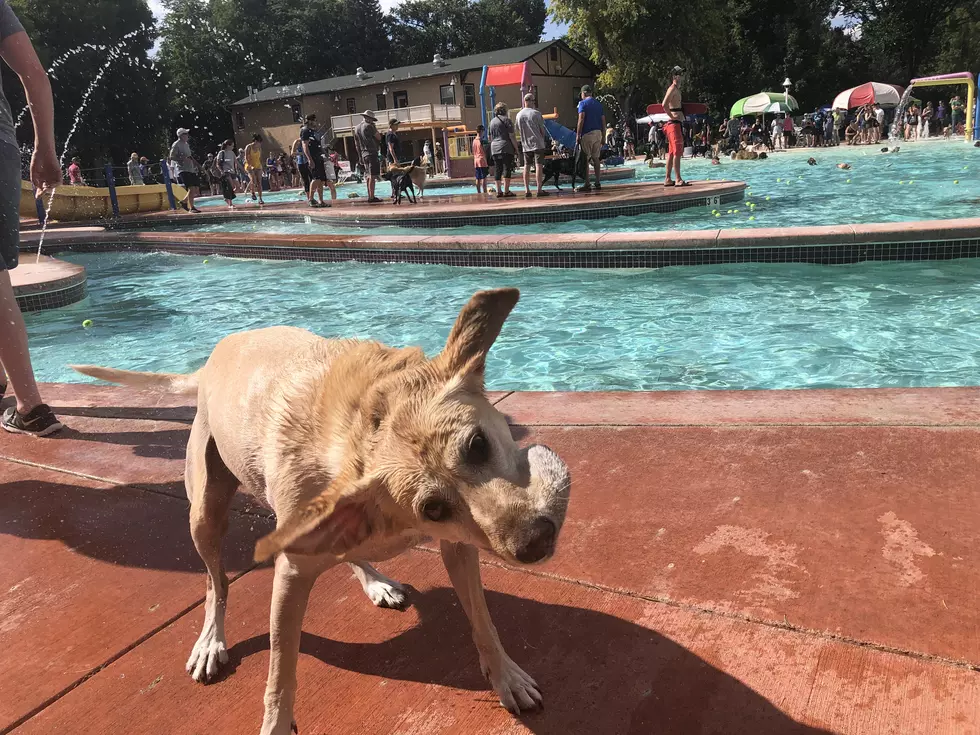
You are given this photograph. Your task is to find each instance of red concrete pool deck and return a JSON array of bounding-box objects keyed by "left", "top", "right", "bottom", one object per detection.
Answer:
[{"left": 2, "top": 384, "right": 978, "bottom": 734}]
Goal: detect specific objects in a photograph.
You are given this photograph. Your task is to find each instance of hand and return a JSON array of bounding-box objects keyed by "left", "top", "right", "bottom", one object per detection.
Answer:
[{"left": 31, "top": 146, "right": 61, "bottom": 192}]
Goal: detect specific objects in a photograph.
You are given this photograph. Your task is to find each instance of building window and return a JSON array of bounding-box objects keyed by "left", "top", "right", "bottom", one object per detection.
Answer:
[
  {"left": 290, "top": 102, "right": 302, "bottom": 123},
  {"left": 439, "top": 85, "right": 456, "bottom": 106},
  {"left": 376, "top": 93, "right": 387, "bottom": 111},
  {"left": 346, "top": 98, "right": 356, "bottom": 114},
  {"left": 572, "top": 86, "right": 581, "bottom": 105},
  {"left": 463, "top": 83, "right": 476, "bottom": 107},
  {"left": 235, "top": 111, "right": 245, "bottom": 130},
  {"left": 393, "top": 91, "right": 408, "bottom": 108},
  {"left": 549, "top": 46, "right": 559, "bottom": 61}
]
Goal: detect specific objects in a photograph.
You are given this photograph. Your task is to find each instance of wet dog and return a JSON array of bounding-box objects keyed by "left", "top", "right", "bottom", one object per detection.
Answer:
[
  {"left": 385, "top": 162, "right": 426, "bottom": 203},
  {"left": 72, "top": 289, "right": 571, "bottom": 735},
  {"left": 540, "top": 154, "right": 588, "bottom": 190}
]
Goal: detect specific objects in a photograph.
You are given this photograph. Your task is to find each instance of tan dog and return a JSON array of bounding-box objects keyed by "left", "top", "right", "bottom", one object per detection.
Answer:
[
  {"left": 387, "top": 161, "right": 427, "bottom": 197},
  {"left": 73, "top": 288, "right": 570, "bottom": 735}
]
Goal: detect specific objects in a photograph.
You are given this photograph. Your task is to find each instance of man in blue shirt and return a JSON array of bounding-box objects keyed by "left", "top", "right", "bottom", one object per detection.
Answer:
[{"left": 575, "top": 84, "right": 605, "bottom": 192}]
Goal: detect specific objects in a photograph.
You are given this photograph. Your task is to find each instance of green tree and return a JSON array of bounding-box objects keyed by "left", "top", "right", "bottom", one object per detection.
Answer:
[
  {"left": 550, "top": 0, "right": 722, "bottom": 120},
  {"left": 157, "top": 0, "right": 279, "bottom": 153},
  {"left": 389, "top": 0, "right": 545, "bottom": 66},
  {"left": 6, "top": 0, "right": 168, "bottom": 167},
  {"left": 840, "top": 0, "right": 969, "bottom": 80}
]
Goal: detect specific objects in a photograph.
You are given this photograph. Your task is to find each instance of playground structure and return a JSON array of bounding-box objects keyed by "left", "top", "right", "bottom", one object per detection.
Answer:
[{"left": 903, "top": 72, "right": 976, "bottom": 141}]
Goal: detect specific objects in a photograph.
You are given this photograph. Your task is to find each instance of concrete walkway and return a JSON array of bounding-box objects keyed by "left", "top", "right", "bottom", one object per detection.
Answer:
[{"left": 1, "top": 384, "right": 978, "bottom": 734}]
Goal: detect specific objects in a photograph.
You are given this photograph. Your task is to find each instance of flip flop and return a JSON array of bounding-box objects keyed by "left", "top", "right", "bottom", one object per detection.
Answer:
[
  {"left": 663, "top": 181, "right": 676, "bottom": 187},
  {"left": 678, "top": 181, "right": 692, "bottom": 187}
]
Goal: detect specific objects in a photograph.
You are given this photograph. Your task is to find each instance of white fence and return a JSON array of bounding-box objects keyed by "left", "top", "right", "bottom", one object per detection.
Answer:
[{"left": 331, "top": 104, "right": 463, "bottom": 133}]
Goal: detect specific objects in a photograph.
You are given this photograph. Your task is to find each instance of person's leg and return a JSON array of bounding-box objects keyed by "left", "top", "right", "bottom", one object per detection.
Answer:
[
  {"left": 664, "top": 153, "right": 675, "bottom": 183},
  {"left": 0, "top": 270, "right": 42, "bottom": 414},
  {"left": 367, "top": 174, "right": 375, "bottom": 200},
  {"left": 494, "top": 156, "right": 504, "bottom": 197},
  {"left": 188, "top": 185, "right": 198, "bottom": 211},
  {"left": 535, "top": 154, "right": 544, "bottom": 194},
  {"left": 326, "top": 180, "right": 336, "bottom": 201},
  {"left": 522, "top": 153, "right": 531, "bottom": 197}
]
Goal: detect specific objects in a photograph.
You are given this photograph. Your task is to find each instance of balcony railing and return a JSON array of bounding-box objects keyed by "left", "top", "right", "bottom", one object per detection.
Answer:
[{"left": 331, "top": 104, "right": 463, "bottom": 133}]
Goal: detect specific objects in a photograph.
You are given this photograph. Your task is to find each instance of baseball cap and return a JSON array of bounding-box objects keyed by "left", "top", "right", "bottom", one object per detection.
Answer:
[{"left": 176, "top": 127, "right": 190, "bottom": 136}]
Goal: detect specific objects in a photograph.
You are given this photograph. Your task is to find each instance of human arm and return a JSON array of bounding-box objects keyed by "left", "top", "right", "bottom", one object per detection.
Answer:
[
  {"left": 0, "top": 25, "right": 59, "bottom": 190},
  {"left": 576, "top": 109, "right": 584, "bottom": 139}
]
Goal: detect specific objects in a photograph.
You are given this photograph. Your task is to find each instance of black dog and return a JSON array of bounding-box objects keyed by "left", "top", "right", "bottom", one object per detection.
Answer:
[
  {"left": 390, "top": 171, "right": 417, "bottom": 204},
  {"left": 540, "top": 154, "right": 589, "bottom": 191}
]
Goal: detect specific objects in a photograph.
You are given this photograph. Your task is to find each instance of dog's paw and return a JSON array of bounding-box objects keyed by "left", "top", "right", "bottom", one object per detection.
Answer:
[
  {"left": 364, "top": 577, "right": 407, "bottom": 609},
  {"left": 482, "top": 654, "right": 542, "bottom": 714},
  {"left": 185, "top": 629, "right": 229, "bottom": 683}
]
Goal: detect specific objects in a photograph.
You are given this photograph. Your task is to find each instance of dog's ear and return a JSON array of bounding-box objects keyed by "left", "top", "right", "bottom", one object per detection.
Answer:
[
  {"left": 253, "top": 476, "right": 378, "bottom": 562},
  {"left": 435, "top": 288, "right": 519, "bottom": 385}
]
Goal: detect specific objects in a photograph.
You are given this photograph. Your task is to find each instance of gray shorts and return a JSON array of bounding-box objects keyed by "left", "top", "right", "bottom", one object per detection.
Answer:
[{"left": 0, "top": 143, "right": 21, "bottom": 270}]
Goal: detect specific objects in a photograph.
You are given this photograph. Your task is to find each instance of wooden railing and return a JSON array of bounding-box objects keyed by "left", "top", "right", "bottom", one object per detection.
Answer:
[{"left": 331, "top": 104, "right": 463, "bottom": 133}]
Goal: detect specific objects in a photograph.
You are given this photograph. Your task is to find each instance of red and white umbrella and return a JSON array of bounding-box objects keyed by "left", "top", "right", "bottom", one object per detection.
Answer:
[{"left": 832, "top": 82, "right": 904, "bottom": 110}]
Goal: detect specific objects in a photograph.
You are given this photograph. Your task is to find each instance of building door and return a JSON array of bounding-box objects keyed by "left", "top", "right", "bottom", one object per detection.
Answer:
[{"left": 393, "top": 91, "right": 409, "bottom": 109}]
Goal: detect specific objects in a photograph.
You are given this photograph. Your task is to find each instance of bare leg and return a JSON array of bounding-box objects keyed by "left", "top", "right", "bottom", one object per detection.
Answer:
[
  {"left": 260, "top": 553, "right": 320, "bottom": 735},
  {"left": 0, "top": 270, "right": 42, "bottom": 413},
  {"left": 522, "top": 156, "right": 531, "bottom": 194},
  {"left": 535, "top": 157, "right": 544, "bottom": 194},
  {"left": 440, "top": 540, "right": 542, "bottom": 713},
  {"left": 348, "top": 562, "right": 406, "bottom": 608},
  {"left": 674, "top": 155, "right": 683, "bottom": 183},
  {"left": 665, "top": 153, "right": 675, "bottom": 183},
  {"left": 185, "top": 419, "right": 239, "bottom": 683}
]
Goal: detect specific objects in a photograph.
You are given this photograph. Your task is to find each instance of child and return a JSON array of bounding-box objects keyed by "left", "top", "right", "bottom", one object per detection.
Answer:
[
  {"left": 472, "top": 125, "right": 488, "bottom": 194},
  {"left": 323, "top": 146, "right": 338, "bottom": 201}
]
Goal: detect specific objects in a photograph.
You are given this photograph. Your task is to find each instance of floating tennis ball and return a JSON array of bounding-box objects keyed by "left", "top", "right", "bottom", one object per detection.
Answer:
[
  {"left": 954, "top": 180, "right": 960, "bottom": 184},
  {"left": 908, "top": 180, "right": 914, "bottom": 184},
  {"left": 727, "top": 209, "right": 733, "bottom": 214},
  {"left": 898, "top": 180, "right": 904, "bottom": 184},
  {"left": 765, "top": 196, "right": 771, "bottom": 201},
  {"left": 749, "top": 216, "right": 756, "bottom": 220},
  {"left": 203, "top": 259, "right": 209, "bottom": 264},
  {"left": 776, "top": 178, "right": 782, "bottom": 182},
  {"left": 714, "top": 212, "right": 721, "bottom": 217},
  {"left": 846, "top": 179, "right": 851, "bottom": 183},
  {"left": 82, "top": 319, "right": 93, "bottom": 328},
  {"left": 733, "top": 209, "right": 739, "bottom": 214}
]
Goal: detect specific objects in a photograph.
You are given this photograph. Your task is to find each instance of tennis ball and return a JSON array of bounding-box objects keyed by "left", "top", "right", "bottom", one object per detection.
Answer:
[
  {"left": 82, "top": 319, "right": 93, "bottom": 328},
  {"left": 727, "top": 209, "right": 733, "bottom": 214},
  {"left": 954, "top": 180, "right": 960, "bottom": 184},
  {"left": 203, "top": 259, "right": 209, "bottom": 264},
  {"left": 714, "top": 212, "right": 721, "bottom": 217},
  {"left": 908, "top": 180, "right": 914, "bottom": 184},
  {"left": 765, "top": 196, "right": 771, "bottom": 201},
  {"left": 776, "top": 178, "right": 782, "bottom": 182},
  {"left": 846, "top": 178, "right": 851, "bottom": 183},
  {"left": 733, "top": 209, "right": 739, "bottom": 214},
  {"left": 749, "top": 216, "right": 756, "bottom": 220}
]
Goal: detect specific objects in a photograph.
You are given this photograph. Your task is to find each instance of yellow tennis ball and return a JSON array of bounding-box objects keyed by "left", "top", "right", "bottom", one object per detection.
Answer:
[
  {"left": 749, "top": 216, "right": 756, "bottom": 220},
  {"left": 776, "top": 178, "right": 782, "bottom": 182},
  {"left": 203, "top": 259, "right": 209, "bottom": 264},
  {"left": 82, "top": 319, "right": 93, "bottom": 328},
  {"left": 846, "top": 178, "right": 851, "bottom": 183},
  {"left": 765, "top": 196, "right": 770, "bottom": 201},
  {"left": 954, "top": 180, "right": 960, "bottom": 184}
]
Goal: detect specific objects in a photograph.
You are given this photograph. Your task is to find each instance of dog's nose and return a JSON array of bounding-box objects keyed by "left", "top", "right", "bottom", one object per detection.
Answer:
[{"left": 515, "top": 517, "right": 556, "bottom": 564}]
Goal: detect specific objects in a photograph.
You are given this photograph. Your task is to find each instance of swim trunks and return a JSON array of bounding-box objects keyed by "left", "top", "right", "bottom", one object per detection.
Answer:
[{"left": 665, "top": 120, "right": 684, "bottom": 156}]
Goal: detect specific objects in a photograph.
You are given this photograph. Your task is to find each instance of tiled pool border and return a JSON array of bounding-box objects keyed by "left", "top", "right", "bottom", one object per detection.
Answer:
[{"left": 20, "top": 216, "right": 980, "bottom": 268}]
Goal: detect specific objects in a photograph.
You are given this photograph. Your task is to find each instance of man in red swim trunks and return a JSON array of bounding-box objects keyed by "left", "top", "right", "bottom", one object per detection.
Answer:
[{"left": 661, "top": 66, "right": 689, "bottom": 187}]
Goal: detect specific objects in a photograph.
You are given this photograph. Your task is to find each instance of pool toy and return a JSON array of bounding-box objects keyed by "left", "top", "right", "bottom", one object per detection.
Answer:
[
  {"left": 776, "top": 178, "right": 782, "bottom": 182},
  {"left": 765, "top": 196, "right": 771, "bottom": 200},
  {"left": 846, "top": 179, "right": 851, "bottom": 183},
  {"left": 749, "top": 216, "right": 755, "bottom": 220},
  {"left": 82, "top": 319, "right": 93, "bottom": 328},
  {"left": 955, "top": 180, "right": 960, "bottom": 184},
  {"left": 20, "top": 180, "right": 188, "bottom": 221},
  {"left": 203, "top": 259, "right": 209, "bottom": 264}
]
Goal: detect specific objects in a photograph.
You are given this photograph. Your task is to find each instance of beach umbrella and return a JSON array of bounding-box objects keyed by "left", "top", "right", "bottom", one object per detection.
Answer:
[
  {"left": 763, "top": 101, "right": 796, "bottom": 114},
  {"left": 832, "top": 82, "right": 904, "bottom": 110},
  {"left": 730, "top": 92, "right": 800, "bottom": 117}
]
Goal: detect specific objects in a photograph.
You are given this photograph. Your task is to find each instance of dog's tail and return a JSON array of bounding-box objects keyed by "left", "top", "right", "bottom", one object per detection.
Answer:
[{"left": 70, "top": 364, "right": 200, "bottom": 395}]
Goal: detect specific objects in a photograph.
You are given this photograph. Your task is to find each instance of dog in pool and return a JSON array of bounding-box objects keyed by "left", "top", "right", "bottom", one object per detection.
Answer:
[{"left": 71, "top": 288, "right": 571, "bottom": 735}]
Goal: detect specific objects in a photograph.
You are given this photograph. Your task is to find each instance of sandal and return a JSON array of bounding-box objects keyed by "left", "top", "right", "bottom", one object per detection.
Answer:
[
  {"left": 664, "top": 180, "right": 676, "bottom": 187},
  {"left": 678, "top": 180, "right": 692, "bottom": 187}
]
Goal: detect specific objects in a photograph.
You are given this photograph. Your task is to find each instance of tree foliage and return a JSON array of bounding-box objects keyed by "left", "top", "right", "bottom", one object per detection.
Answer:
[
  {"left": 5, "top": 0, "right": 168, "bottom": 165},
  {"left": 390, "top": 0, "right": 545, "bottom": 66}
]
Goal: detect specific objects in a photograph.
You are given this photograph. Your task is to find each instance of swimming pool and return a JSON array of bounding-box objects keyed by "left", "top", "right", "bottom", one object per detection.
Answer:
[
  {"left": 28, "top": 251, "right": 980, "bottom": 391},
  {"left": 180, "top": 143, "right": 979, "bottom": 234}
]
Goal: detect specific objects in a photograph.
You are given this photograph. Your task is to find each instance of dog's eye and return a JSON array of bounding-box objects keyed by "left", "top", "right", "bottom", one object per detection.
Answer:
[
  {"left": 465, "top": 430, "right": 490, "bottom": 465},
  {"left": 422, "top": 499, "right": 452, "bottom": 522}
]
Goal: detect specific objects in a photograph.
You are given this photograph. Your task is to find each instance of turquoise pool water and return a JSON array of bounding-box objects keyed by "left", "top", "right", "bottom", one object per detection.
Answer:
[
  {"left": 180, "top": 143, "right": 980, "bottom": 234},
  {"left": 27, "top": 251, "right": 980, "bottom": 391}
]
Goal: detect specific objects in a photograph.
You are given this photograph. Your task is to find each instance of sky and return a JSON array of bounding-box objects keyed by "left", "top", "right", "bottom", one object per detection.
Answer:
[{"left": 146, "top": 0, "right": 569, "bottom": 41}]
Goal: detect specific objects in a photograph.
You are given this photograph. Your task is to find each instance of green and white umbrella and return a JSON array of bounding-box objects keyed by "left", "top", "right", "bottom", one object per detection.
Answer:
[{"left": 730, "top": 92, "right": 800, "bottom": 117}]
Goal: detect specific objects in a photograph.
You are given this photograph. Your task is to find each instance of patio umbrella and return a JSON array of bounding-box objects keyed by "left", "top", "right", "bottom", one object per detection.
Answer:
[
  {"left": 832, "top": 82, "right": 904, "bottom": 110},
  {"left": 763, "top": 101, "right": 796, "bottom": 114},
  {"left": 730, "top": 92, "right": 800, "bottom": 117}
]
